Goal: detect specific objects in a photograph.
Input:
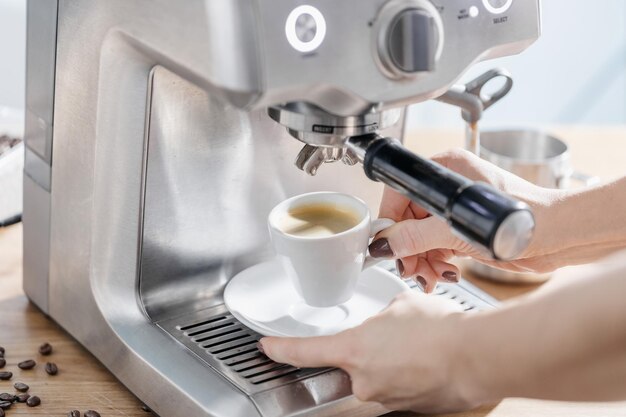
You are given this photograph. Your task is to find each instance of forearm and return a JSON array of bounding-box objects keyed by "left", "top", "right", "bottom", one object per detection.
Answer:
[
  {"left": 530, "top": 177, "right": 626, "bottom": 262},
  {"left": 456, "top": 254, "right": 626, "bottom": 404}
]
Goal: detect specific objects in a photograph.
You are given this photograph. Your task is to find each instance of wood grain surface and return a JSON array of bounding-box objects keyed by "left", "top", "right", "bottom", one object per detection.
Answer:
[
  {"left": 1, "top": 127, "right": 626, "bottom": 416},
  {"left": 0, "top": 224, "right": 150, "bottom": 416}
]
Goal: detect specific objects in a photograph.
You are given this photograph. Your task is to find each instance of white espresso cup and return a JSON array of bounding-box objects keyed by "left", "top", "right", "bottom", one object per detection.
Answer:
[{"left": 268, "top": 192, "right": 394, "bottom": 307}]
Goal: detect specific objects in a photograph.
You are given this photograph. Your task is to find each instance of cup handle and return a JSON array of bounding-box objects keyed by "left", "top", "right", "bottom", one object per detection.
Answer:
[{"left": 363, "top": 218, "right": 396, "bottom": 270}]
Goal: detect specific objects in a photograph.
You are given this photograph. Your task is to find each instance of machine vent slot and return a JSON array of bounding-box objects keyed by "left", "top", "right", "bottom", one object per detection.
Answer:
[
  {"left": 189, "top": 321, "right": 236, "bottom": 337},
  {"left": 193, "top": 326, "right": 241, "bottom": 341},
  {"left": 251, "top": 368, "right": 301, "bottom": 385},
  {"left": 179, "top": 315, "right": 228, "bottom": 331}
]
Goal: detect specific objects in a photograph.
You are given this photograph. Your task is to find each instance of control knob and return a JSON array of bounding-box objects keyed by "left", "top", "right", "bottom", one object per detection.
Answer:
[{"left": 375, "top": 0, "right": 444, "bottom": 78}]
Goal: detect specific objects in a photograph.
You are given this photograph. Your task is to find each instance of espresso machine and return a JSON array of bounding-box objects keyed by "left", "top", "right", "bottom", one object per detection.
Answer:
[{"left": 23, "top": 0, "right": 540, "bottom": 415}]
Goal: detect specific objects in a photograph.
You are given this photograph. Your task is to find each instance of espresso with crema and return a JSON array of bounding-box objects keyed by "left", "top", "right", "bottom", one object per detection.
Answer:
[{"left": 279, "top": 203, "right": 361, "bottom": 238}]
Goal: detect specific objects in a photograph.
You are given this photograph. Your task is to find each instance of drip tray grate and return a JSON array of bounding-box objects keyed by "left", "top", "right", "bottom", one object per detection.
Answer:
[
  {"left": 158, "top": 306, "right": 328, "bottom": 394},
  {"left": 157, "top": 264, "right": 495, "bottom": 395}
]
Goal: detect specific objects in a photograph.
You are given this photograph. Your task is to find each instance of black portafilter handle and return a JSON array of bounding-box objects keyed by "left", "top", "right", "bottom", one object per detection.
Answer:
[{"left": 348, "top": 135, "right": 535, "bottom": 261}]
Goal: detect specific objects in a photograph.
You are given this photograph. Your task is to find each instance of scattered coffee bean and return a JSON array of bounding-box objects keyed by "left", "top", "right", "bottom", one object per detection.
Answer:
[
  {"left": 18, "top": 359, "right": 36, "bottom": 370},
  {"left": 142, "top": 404, "right": 151, "bottom": 412},
  {"left": 45, "top": 362, "right": 58, "bottom": 375},
  {"left": 0, "top": 358, "right": 5, "bottom": 368},
  {"left": 39, "top": 342, "right": 53, "bottom": 356},
  {"left": 0, "top": 401, "right": 11, "bottom": 410},
  {"left": 85, "top": 410, "right": 101, "bottom": 417},
  {"left": 0, "top": 394, "right": 14, "bottom": 403},
  {"left": 26, "top": 395, "right": 41, "bottom": 407},
  {"left": 68, "top": 410, "right": 81, "bottom": 417},
  {"left": 0, "top": 347, "right": 5, "bottom": 357},
  {"left": 16, "top": 393, "right": 30, "bottom": 403},
  {"left": 0, "top": 372, "right": 11, "bottom": 381},
  {"left": 0, "top": 406, "right": 4, "bottom": 417},
  {"left": 14, "top": 382, "right": 29, "bottom": 392}
]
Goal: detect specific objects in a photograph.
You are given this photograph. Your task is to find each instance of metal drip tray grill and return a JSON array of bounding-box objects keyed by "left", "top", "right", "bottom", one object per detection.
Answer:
[
  {"left": 378, "top": 260, "right": 498, "bottom": 311},
  {"left": 157, "top": 263, "right": 496, "bottom": 397},
  {"left": 158, "top": 306, "right": 328, "bottom": 394}
]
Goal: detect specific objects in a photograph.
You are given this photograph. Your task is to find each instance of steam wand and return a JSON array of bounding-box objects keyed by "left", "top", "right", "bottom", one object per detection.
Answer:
[{"left": 435, "top": 68, "right": 513, "bottom": 155}]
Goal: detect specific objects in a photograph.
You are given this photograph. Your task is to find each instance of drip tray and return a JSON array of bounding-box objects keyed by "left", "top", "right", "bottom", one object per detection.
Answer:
[
  {"left": 157, "top": 263, "right": 497, "bottom": 399},
  {"left": 158, "top": 305, "right": 328, "bottom": 395}
]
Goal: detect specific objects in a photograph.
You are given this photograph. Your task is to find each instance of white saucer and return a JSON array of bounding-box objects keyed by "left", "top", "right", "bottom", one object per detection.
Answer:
[{"left": 224, "top": 259, "right": 409, "bottom": 337}]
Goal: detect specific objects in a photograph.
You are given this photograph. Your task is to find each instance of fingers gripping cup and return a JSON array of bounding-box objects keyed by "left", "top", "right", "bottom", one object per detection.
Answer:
[{"left": 268, "top": 192, "right": 394, "bottom": 307}]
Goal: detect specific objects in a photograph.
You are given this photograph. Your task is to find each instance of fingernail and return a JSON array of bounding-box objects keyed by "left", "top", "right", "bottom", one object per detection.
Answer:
[
  {"left": 416, "top": 275, "right": 427, "bottom": 291},
  {"left": 442, "top": 271, "right": 458, "bottom": 282},
  {"left": 369, "top": 238, "right": 394, "bottom": 258},
  {"left": 396, "top": 260, "right": 405, "bottom": 277},
  {"left": 256, "top": 341, "right": 265, "bottom": 354}
]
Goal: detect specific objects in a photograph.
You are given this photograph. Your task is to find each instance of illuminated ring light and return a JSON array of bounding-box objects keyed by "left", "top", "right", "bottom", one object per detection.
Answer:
[
  {"left": 285, "top": 5, "right": 327, "bottom": 53},
  {"left": 482, "top": 0, "right": 513, "bottom": 14}
]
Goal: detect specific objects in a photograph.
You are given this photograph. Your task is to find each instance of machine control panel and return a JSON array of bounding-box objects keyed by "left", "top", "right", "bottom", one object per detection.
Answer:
[{"left": 250, "top": 0, "right": 540, "bottom": 114}]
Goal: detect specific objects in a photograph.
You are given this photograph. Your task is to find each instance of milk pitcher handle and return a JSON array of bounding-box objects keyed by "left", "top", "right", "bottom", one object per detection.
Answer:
[{"left": 570, "top": 171, "right": 600, "bottom": 187}]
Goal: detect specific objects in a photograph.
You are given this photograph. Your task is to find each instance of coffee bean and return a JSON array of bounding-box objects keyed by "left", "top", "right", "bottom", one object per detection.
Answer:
[
  {"left": 18, "top": 359, "right": 36, "bottom": 370},
  {"left": 0, "top": 401, "right": 11, "bottom": 410},
  {"left": 0, "top": 406, "right": 4, "bottom": 417},
  {"left": 85, "top": 410, "right": 101, "bottom": 417},
  {"left": 0, "top": 347, "right": 5, "bottom": 357},
  {"left": 68, "top": 410, "right": 81, "bottom": 417},
  {"left": 45, "top": 362, "right": 58, "bottom": 375},
  {"left": 0, "top": 358, "right": 5, "bottom": 368},
  {"left": 142, "top": 404, "right": 151, "bottom": 412},
  {"left": 39, "top": 342, "right": 53, "bottom": 356},
  {"left": 26, "top": 395, "right": 41, "bottom": 407},
  {"left": 16, "top": 393, "right": 30, "bottom": 403},
  {"left": 0, "top": 394, "right": 14, "bottom": 403},
  {"left": 0, "top": 372, "right": 11, "bottom": 381},
  {"left": 14, "top": 382, "right": 29, "bottom": 392}
]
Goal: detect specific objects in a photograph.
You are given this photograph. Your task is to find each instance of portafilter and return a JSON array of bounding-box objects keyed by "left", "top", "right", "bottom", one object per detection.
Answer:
[{"left": 268, "top": 102, "right": 535, "bottom": 261}]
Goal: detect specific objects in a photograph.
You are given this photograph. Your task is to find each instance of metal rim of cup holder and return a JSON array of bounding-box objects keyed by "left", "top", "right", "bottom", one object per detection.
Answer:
[{"left": 267, "top": 102, "right": 403, "bottom": 147}]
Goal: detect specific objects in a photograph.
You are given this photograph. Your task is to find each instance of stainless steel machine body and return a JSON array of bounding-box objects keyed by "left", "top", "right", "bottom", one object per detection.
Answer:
[{"left": 23, "top": 0, "right": 540, "bottom": 415}]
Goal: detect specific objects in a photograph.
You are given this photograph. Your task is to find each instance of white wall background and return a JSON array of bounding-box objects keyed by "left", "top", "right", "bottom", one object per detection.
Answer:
[
  {"left": 0, "top": 0, "right": 624, "bottom": 130},
  {"left": 409, "top": 0, "right": 626, "bottom": 129},
  {"left": 0, "top": 0, "right": 26, "bottom": 114}
]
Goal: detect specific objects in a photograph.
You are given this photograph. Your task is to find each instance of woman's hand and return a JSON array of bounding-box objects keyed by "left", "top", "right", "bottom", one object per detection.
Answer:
[
  {"left": 261, "top": 252, "right": 626, "bottom": 413},
  {"left": 369, "top": 148, "right": 626, "bottom": 292},
  {"left": 368, "top": 148, "right": 560, "bottom": 292},
  {"left": 259, "top": 291, "right": 476, "bottom": 413}
]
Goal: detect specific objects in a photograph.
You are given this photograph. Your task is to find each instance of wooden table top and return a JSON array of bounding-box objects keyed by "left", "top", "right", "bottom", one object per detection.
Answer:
[{"left": 1, "top": 126, "right": 625, "bottom": 416}]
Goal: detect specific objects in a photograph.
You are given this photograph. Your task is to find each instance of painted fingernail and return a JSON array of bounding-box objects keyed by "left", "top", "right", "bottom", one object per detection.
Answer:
[
  {"left": 416, "top": 275, "right": 427, "bottom": 290},
  {"left": 368, "top": 238, "right": 394, "bottom": 258},
  {"left": 442, "top": 271, "right": 458, "bottom": 282},
  {"left": 256, "top": 341, "right": 265, "bottom": 354},
  {"left": 396, "top": 260, "right": 405, "bottom": 277}
]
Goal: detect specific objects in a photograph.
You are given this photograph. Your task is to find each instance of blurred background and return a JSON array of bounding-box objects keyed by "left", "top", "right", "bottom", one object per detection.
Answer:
[
  {"left": 410, "top": 0, "right": 626, "bottom": 130},
  {"left": 0, "top": 0, "right": 26, "bottom": 133},
  {"left": 0, "top": 0, "right": 625, "bottom": 136}
]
